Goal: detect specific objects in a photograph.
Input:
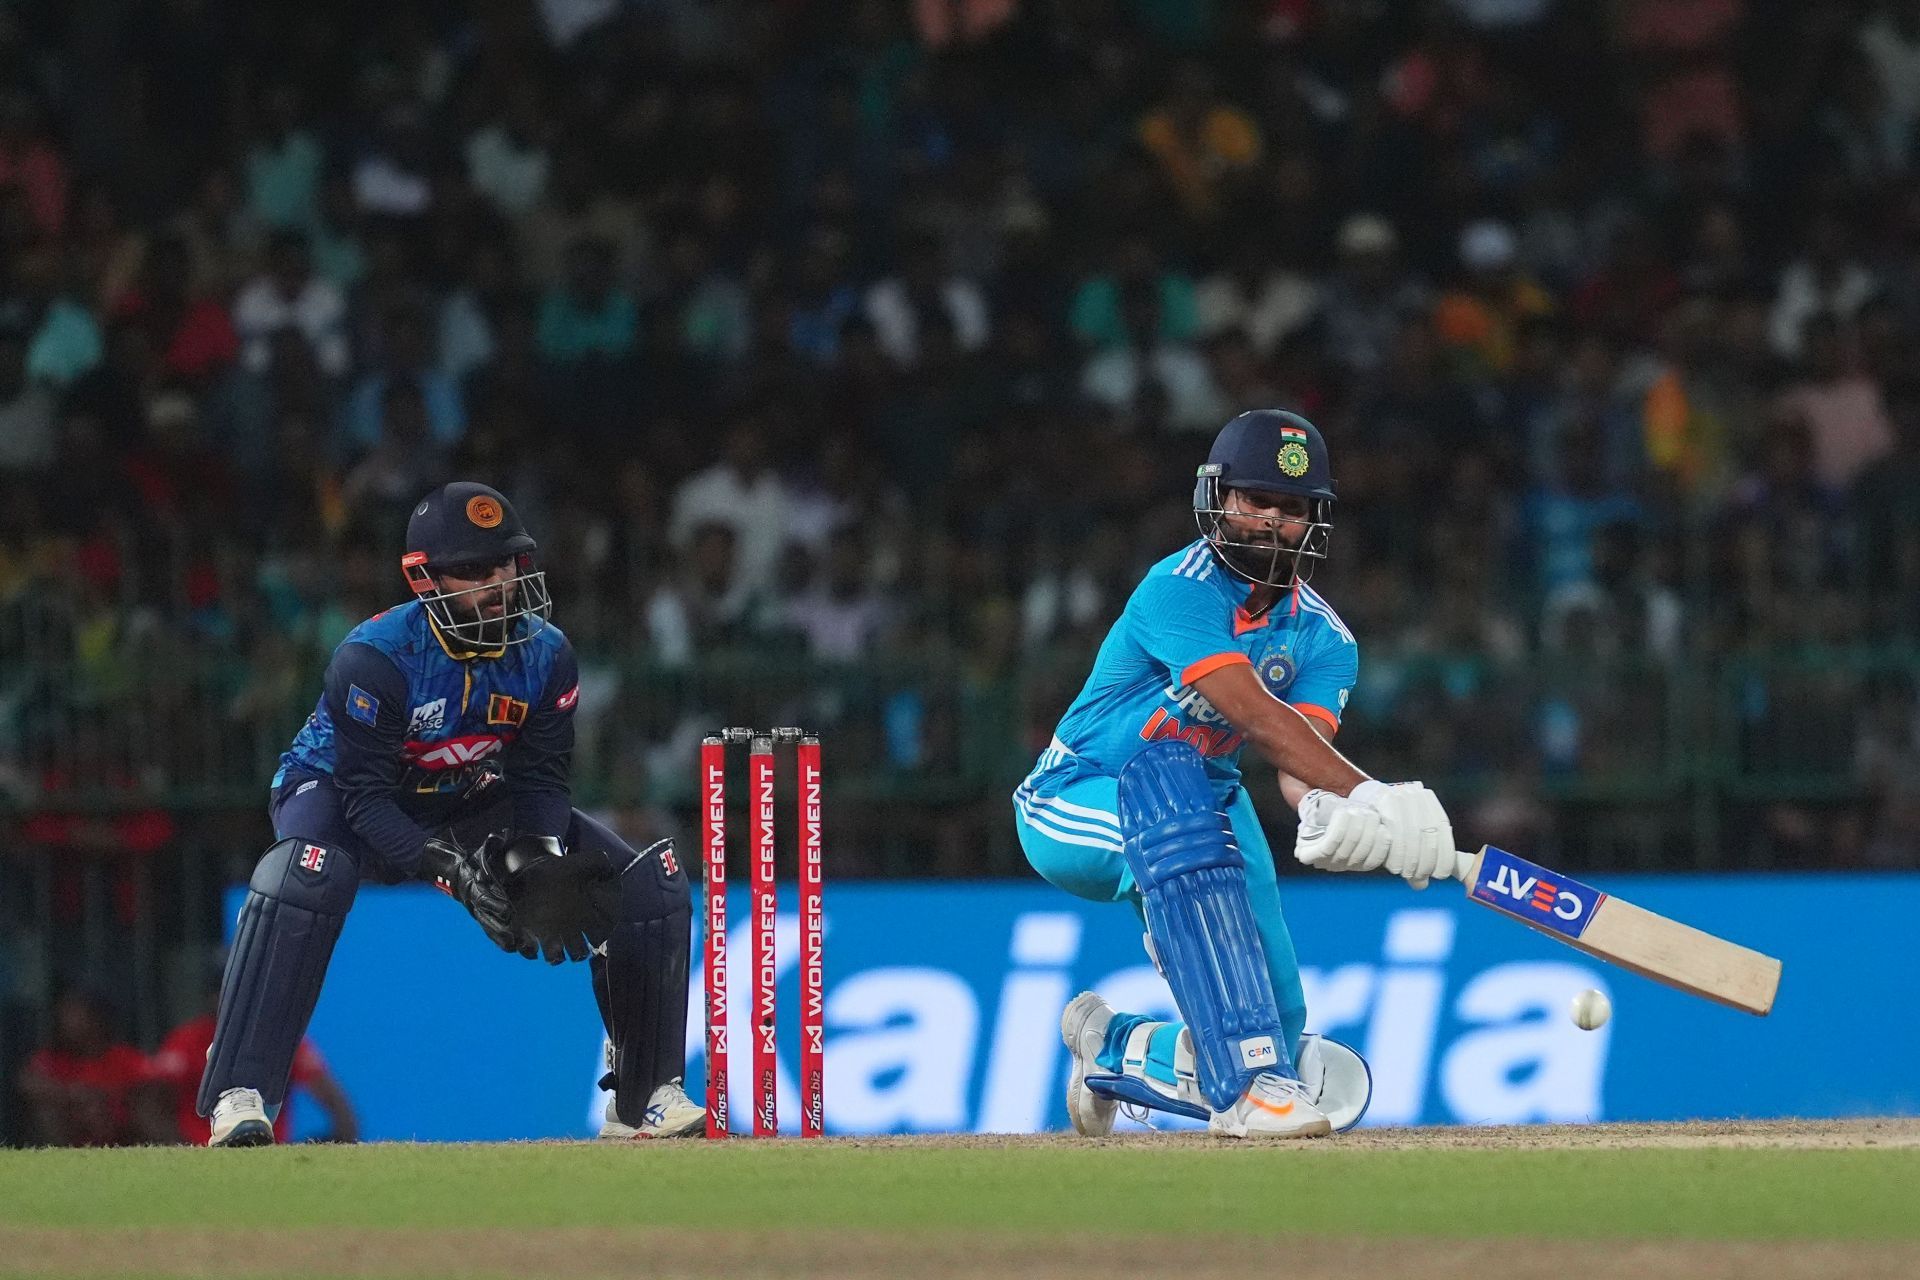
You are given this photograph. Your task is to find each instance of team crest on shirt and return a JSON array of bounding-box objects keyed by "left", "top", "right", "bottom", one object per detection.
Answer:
[{"left": 1261, "top": 655, "right": 1296, "bottom": 692}]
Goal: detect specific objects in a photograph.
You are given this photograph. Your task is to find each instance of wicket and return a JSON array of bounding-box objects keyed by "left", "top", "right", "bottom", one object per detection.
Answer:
[{"left": 700, "top": 727, "right": 825, "bottom": 1138}]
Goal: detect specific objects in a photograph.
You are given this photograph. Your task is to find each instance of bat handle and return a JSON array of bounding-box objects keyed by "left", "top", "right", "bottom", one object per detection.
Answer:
[{"left": 1408, "top": 849, "right": 1473, "bottom": 892}]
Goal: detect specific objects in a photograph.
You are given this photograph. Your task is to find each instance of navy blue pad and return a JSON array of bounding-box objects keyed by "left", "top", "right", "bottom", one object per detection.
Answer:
[
  {"left": 588, "top": 835, "right": 693, "bottom": 1125},
  {"left": 1118, "top": 740, "right": 1292, "bottom": 1111},
  {"left": 199, "top": 838, "right": 357, "bottom": 1112}
]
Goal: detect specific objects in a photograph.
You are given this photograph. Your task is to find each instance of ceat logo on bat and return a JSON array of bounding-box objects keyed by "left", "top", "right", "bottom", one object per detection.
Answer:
[{"left": 1470, "top": 846, "right": 1606, "bottom": 940}]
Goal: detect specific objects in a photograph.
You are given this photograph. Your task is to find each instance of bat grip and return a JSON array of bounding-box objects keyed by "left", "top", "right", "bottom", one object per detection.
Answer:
[{"left": 1408, "top": 849, "right": 1473, "bottom": 892}]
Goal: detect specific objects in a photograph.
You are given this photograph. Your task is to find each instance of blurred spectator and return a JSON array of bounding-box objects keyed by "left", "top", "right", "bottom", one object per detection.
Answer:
[
  {"left": 1195, "top": 233, "right": 1320, "bottom": 357},
  {"left": 150, "top": 960, "right": 358, "bottom": 1145},
  {"left": 780, "top": 526, "right": 891, "bottom": 662},
  {"left": 466, "top": 83, "right": 552, "bottom": 221},
  {"left": 864, "top": 233, "right": 989, "bottom": 365},
  {"left": 1774, "top": 313, "right": 1895, "bottom": 492},
  {"left": 536, "top": 237, "right": 638, "bottom": 366},
  {"left": 1433, "top": 219, "right": 1554, "bottom": 377},
  {"left": 1770, "top": 212, "right": 1880, "bottom": 359},
  {"left": 1523, "top": 421, "right": 1645, "bottom": 595},
  {"left": 1081, "top": 288, "right": 1225, "bottom": 431},
  {"left": 233, "top": 230, "right": 349, "bottom": 378},
  {"left": 0, "top": 92, "right": 67, "bottom": 237},
  {"left": 1541, "top": 520, "right": 1684, "bottom": 661},
  {"left": 0, "top": 316, "right": 53, "bottom": 473},
  {"left": 646, "top": 521, "right": 753, "bottom": 664},
  {"left": 669, "top": 418, "right": 791, "bottom": 599},
  {"left": 16, "top": 990, "right": 164, "bottom": 1146},
  {"left": 1319, "top": 214, "right": 1430, "bottom": 377},
  {"left": 109, "top": 235, "right": 238, "bottom": 387},
  {"left": 1137, "top": 61, "right": 1263, "bottom": 224},
  {"left": 244, "top": 85, "right": 325, "bottom": 233},
  {"left": 343, "top": 304, "right": 466, "bottom": 456}
]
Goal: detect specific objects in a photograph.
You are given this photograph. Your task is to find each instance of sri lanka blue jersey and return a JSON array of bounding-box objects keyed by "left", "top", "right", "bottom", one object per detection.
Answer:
[{"left": 275, "top": 600, "right": 579, "bottom": 874}]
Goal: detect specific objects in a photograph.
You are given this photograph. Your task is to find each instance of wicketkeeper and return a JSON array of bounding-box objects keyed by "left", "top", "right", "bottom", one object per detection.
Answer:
[{"left": 200, "top": 482, "right": 699, "bottom": 1144}]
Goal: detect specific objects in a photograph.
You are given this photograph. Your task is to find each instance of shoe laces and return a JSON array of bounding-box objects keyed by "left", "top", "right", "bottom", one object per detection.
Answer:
[{"left": 1247, "top": 1072, "right": 1316, "bottom": 1106}]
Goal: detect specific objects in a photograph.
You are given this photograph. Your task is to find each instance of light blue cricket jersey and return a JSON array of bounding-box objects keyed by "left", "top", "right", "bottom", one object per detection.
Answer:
[{"left": 1025, "top": 540, "right": 1359, "bottom": 801}]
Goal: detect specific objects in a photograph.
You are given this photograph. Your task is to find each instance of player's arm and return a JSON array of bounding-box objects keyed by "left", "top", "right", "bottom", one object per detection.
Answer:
[
  {"left": 325, "top": 643, "right": 435, "bottom": 879},
  {"left": 290, "top": 1041, "right": 359, "bottom": 1143},
  {"left": 1188, "top": 662, "right": 1367, "bottom": 795},
  {"left": 502, "top": 640, "right": 579, "bottom": 843}
]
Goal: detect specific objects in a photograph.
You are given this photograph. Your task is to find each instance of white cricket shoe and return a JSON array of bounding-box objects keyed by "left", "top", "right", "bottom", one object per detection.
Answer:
[
  {"left": 1207, "top": 1071, "right": 1332, "bottom": 1140},
  {"left": 599, "top": 1078, "right": 706, "bottom": 1139},
  {"left": 208, "top": 1087, "right": 274, "bottom": 1147},
  {"left": 1060, "top": 991, "right": 1118, "bottom": 1138}
]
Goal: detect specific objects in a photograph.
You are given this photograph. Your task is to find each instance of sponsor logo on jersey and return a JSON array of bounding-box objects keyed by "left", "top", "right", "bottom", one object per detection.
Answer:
[
  {"left": 408, "top": 698, "right": 447, "bottom": 735},
  {"left": 403, "top": 734, "right": 505, "bottom": 771},
  {"left": 1138, "top": 707, "right": 1244, "bottom": 757},
  {"left": 555, "top": 683, "right": 580, "bottom": 711}
]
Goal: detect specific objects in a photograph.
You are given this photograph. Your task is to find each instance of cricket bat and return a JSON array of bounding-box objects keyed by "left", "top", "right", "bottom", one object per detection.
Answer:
[{"left": 1420, "top": 846, "right": 1782, "bottom": 1016}]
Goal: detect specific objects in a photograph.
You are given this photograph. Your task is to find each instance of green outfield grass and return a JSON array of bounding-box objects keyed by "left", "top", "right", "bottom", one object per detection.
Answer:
[{"left": 1, "top": 1138, "right": 1916, "bottom": 1242}]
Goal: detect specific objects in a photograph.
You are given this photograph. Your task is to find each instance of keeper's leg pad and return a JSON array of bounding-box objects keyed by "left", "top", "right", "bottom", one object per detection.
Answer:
[
  {"left": 198, "top": 838, "right": 358, "bottom": 1113},
  {"left": 1118, "top": 740, "right": 1293, "bottom": 1111},
  {"left": 589, "top": 834, "right": 693, "bottom": 1125}
]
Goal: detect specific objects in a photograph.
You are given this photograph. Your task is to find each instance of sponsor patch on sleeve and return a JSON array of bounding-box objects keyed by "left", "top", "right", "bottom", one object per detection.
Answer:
[
  {"left": 346, "top": 685, "right": 381, "bottom": 727},
  {"left": 555, "top": 682, "right": 580, "bottom": 711}
]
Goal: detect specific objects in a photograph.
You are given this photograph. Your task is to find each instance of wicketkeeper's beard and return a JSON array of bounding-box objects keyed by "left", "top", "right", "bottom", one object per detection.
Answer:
[{"left": 451, "top": 582, "right": 516, "bottom": 649}]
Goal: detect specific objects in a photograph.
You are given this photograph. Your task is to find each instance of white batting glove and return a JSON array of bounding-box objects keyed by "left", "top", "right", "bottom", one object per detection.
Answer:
[
  {"left": 1292, "top": 788, "right": 1389, "bottom": 873},
  {"left": 1361, "top": 780, "right": 1457, "bottom": 885}
]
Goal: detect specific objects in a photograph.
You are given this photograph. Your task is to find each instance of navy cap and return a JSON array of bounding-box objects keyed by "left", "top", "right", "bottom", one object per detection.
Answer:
[
  {"left": 404, "top": 481, "right": 537, "bottom": 569},
  {"left": 1201, "top": 410, "right": 1335, "bottom": 503}
]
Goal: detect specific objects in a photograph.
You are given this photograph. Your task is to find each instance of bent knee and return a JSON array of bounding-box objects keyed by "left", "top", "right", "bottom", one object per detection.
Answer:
[{"left": 250, "top": 837, "right": 360, "bottom": 916}]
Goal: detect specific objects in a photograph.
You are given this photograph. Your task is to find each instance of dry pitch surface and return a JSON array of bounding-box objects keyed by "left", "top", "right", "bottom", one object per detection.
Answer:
[{"left": 1, "top": 1119, "right": 1916, "bottom": 1280}]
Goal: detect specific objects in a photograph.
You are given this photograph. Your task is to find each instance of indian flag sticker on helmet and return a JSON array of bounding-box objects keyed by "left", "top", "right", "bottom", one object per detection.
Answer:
[{"left": 1277, "top": 423, "right": 1311, "bottom": 477}]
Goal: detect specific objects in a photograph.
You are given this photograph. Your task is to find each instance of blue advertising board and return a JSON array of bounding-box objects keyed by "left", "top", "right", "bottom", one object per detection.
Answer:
[{"left": 250, "top": 874, "right": 1919, "bottom": 1141}]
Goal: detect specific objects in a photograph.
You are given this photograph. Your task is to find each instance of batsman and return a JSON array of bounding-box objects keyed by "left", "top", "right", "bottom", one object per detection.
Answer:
[
  {"left": 1015, "top": 410, "right": 1459, "bottom": 1138},
  {"left": 200, "top": 482, "right": 700, "bottom": 1145}
]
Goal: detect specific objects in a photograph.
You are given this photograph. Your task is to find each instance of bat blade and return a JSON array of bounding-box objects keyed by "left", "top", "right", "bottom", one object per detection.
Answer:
[{"left": 1455, "top": 846, "right": 1781, "bottom": 1016}]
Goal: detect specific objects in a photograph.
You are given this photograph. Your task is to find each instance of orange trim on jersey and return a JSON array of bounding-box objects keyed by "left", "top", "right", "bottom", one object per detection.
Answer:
[
  {"left": 1180, "top": 651, "right": 1253, "bottom": 686},
  {"left": 1292, "top": 703, "right": 1340, "bottom": 735},
  {"left": 1232, "top": 607, "right": 1271, "bottom": 637}
]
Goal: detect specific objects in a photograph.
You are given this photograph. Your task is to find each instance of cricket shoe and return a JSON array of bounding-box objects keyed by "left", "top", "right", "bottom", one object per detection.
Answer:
[
  {"left": 1207, "top": 1071, "right": 1332, "bottom": 1140},
  {"left": 600, "top": 1079, "right": 706, "bottom": 1139},
  {"left": 208, "top": 1087, "right": 274, "bottom": 1147},
  {"left": 1060, "top": 991, "right": 1118, "bottom": 1137}
]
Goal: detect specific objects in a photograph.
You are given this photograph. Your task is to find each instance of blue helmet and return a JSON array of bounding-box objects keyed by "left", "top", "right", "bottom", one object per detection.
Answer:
[
  {"left": 1193, "top": 409, "right": 1337, "bottom": 589},
  {"left": 402, "top": 481, "right": 552, "bottom": 651}
]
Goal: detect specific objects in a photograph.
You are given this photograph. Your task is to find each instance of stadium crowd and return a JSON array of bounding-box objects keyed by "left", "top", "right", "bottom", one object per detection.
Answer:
[{"left": 0, "top": 0, "right": 1917, "bottom": 886}]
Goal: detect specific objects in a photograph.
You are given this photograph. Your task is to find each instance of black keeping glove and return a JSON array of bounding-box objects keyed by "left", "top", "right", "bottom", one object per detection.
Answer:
[
  {"left": 419, "top": 833, "right": 522, "bottom": 954},
  {"left": 483, "top": 834, "right": 622, "bottom": 965}
]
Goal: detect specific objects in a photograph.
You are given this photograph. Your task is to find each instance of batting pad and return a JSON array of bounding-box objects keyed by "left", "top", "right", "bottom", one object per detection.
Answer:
[{"left": 1118, "top": 740, "right": 1293, "bottom": 1112}]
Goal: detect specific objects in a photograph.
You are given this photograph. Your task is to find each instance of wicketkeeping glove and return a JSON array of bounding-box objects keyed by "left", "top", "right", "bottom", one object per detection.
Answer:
[
  {"left": 419, "top": 833, "right": 522, "bottom": 953},
  {"left": 483, "top": 835, "right": 623, "bottom": 965}
]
